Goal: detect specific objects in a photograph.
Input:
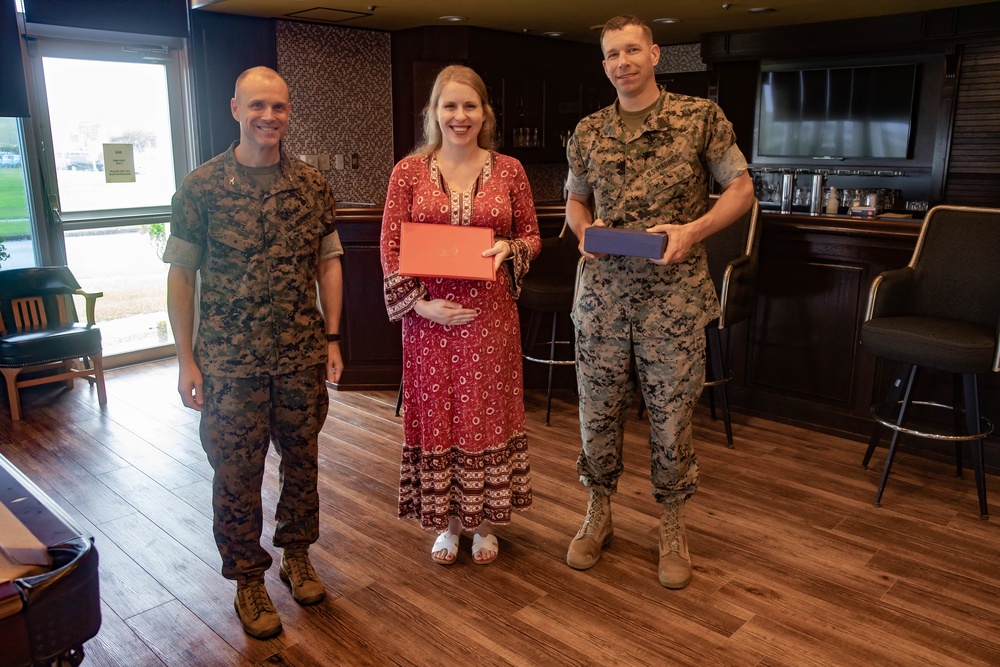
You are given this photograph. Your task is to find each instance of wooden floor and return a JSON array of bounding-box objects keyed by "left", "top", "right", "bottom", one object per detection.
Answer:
[{"left": 2, "top": 359, "right": 999, "bottom": 667}]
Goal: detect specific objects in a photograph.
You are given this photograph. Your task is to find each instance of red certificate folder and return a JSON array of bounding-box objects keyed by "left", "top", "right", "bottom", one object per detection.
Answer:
[{"left": 399, "top": 222, "right": 496, "bottom": 281}]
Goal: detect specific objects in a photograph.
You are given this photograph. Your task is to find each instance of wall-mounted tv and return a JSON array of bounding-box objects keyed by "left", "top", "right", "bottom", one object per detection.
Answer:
[{"left": 755, "top": 63, "right": 918, "bottom": 160}]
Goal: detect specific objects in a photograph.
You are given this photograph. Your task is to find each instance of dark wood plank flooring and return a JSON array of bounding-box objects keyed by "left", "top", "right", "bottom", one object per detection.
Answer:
[{"left": 2, "top": 359, "right": 998, "bottom": 666}]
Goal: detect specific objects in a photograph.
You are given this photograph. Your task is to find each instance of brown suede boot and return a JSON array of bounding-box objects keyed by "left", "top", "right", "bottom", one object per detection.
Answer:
[
  {"left": 234, "top": 575, "right": 282, "bottom": 639},
  {"left": 280, "top": 546, "right": 326, "bottom": 605},
  {"left": 657, "top": 500, "right": 692, "bottom": 589},
  {"left": 566, "top": 490, "right": 613, "bottom": 570}
]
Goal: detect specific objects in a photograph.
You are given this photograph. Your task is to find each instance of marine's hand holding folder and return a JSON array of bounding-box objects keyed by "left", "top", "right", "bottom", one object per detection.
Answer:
[{"left": 399, "top": 221, "right": 496, "bottom": 281}]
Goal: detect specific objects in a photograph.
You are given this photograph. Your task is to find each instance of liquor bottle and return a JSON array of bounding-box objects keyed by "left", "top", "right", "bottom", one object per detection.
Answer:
[{"left": 825, "top": 186, "right": 839, "bottom": 215}]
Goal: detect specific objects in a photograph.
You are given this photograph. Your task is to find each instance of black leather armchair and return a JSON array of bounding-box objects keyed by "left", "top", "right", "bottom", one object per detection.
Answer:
[{"left": 0, "top": 266, "right": 107, "bottom": 421}]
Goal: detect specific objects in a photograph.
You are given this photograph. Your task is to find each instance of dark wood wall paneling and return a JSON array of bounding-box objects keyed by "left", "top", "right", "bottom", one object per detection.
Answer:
[
  {"left": 703, "top": 3, "right": 1000, "bottom": 62},
  {"left": 188, "top": 11, "right": 277, "bottom": 164},
  {"left": 711, "top": 61, "right": 758, "bottom": 171},
  {"left": 0, "top": 0, "right": 29, "bottom": 117},
  {"left": 390, "top": 27, "right": 612, "bottom": 164},
  {"left": 732, "top": 216, "right": 918, "bottom": 433},
  {"left": 943, "top": 42, "right": 1000, "bottom": 206},
  {"left": 332, "top": 206, "right": 402, "bottom": 390},
  {"left": 22, "top": 0, "right": 188, "bottom": 37}
]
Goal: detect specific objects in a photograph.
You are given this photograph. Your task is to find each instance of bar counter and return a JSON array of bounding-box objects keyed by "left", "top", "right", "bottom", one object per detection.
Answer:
[
  {"left": 331, "top": 203, "right": 998, "bottom": 470},
  {"left": 737, "top": 210, "right": 922, "bottom": 437}
]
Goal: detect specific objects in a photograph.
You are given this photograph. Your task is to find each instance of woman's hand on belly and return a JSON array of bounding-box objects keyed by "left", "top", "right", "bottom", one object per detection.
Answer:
[{"left": 414, "top": 298, "right": 479, "bottom": 326}]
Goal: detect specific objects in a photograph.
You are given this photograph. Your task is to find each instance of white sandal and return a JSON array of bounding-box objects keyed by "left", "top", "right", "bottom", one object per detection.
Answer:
[
  {"left": 431, "top": 531, "right": 459, "bottom": 565},
  {"left": 471, "top": 533, "right": 498, "bottom": 565}
]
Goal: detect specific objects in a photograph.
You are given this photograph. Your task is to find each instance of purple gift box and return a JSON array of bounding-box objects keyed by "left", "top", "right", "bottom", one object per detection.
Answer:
[{"left": 583, "top": 227, "right": 667, "bottom": 259}]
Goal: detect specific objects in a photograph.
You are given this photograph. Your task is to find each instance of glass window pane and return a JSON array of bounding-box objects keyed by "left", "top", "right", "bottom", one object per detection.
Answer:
[
  {"left": 65, "top": 224, "right": 172, "bottom": 355},
  {"left": 41, "top": 58, "right": 176, "bottom": 213},
  {"left": 0, "top": 117, "right": 34, "bottom": 269}
]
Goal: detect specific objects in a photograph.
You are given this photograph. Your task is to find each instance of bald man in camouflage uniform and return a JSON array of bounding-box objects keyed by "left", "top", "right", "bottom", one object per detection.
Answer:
[
  {"left": 564, "top": 16, "right": 754, "bottom": 589},
  {"left": 165, "top": 67, "right": 344, "bottom": 639}
]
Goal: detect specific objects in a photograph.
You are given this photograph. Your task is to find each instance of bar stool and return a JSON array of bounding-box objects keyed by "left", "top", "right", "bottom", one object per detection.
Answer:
[
  {"left": 860, "top": 205, "right": 1000, "bottom": 520},
  {"left": 702, "top": 198, "right": 761, "bottom": 448},
  {"left": 519, "top": 232, "right": 580, "bottom": 426}
]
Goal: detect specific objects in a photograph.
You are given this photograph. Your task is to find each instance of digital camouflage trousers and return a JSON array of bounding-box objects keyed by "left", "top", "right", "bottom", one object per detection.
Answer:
[
  {"left": 575, "top": 328, "right": 704, "bottom": 505},
  {"left": 200, "top": 364, "right": 328, "bottom": 580}
]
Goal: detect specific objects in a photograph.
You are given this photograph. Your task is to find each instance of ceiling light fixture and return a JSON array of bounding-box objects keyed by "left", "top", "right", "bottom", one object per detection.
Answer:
[
  {"left": 589, "top": 24, "right": 604, "bottom": 31},
  {"left": 747, "top": 7, "right": 776, "bottom": 13},
  {"left": 439, "top": 15, "right": 466, "bottom": 22},
  {"left": 542, "top": 31, "right": 564, "bottom": 37},
  {"left": 653, "top": 18, "right": 681, "bottom": 24}
]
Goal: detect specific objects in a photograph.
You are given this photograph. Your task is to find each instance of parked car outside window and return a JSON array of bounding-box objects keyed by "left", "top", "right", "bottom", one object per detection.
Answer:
[
  {"left": 0, "top": 152, "right": 22, "bottom": 168},
  {"left": 59, "top": 151, "right": 104, "bottom": 171}
]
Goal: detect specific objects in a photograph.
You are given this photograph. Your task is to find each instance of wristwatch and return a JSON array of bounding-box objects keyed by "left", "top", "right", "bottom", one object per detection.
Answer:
[{"left": 326, "top": 333, "right": 341, "bottom": 342}]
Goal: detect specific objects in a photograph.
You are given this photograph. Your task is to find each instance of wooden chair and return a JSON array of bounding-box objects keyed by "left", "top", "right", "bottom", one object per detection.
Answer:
[{"left": 0, "top": 266, "right": 107, "bottom": 421}]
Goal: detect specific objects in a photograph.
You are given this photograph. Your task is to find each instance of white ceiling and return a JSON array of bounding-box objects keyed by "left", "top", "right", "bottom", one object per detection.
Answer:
[{"left": 191, "top": 0, "right": 997, "bottom": 45}]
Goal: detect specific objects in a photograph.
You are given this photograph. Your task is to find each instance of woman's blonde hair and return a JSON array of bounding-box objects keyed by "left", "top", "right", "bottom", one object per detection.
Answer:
[{"left": 411, "top": 65, "right": 496, "bottom": 156}]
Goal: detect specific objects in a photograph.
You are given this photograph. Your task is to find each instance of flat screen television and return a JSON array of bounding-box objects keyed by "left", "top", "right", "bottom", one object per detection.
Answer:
[{"left": 755, "top": 63, "right": 918, "bottom": 159}]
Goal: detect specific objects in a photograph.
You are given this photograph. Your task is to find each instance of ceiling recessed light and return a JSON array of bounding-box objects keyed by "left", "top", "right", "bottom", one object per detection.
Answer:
[
  {"left": 747, "top": 7, "right": 776, "bottom": 13},
  {"left": 439, "top": 15, "right": 466, "bottom": 22},
  {"left": 542, "top": 31, "right": 564, "bottom": 37},
  {"left": 653, "top": 18, "right": 681, "bottom": 24}
]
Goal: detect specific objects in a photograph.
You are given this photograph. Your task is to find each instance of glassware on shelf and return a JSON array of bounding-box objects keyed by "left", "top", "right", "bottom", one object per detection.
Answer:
[{"left": 512, "top": 127, "right": 542, "bottom": 148}]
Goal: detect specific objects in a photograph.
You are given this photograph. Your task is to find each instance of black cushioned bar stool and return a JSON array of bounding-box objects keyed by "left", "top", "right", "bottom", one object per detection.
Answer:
[
  {"left": 702, "top": 198, "right": 761, "bottom": 448},
  {"left": 519, "top": 232, "right": 580, "bottom": 426},
  {"left": 860, "top": 205, "right": 1000, "bottom": 520}
]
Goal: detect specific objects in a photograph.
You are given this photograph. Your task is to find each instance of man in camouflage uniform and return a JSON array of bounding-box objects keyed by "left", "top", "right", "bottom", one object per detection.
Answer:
[
  {"left": 563, "top": 16, "right": 754, "bottom": 589},
  {"left": 165, "top": 67, "right": 344, "bottom": 639}
]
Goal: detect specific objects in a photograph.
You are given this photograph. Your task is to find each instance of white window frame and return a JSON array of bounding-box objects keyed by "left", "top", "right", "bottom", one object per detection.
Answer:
[{"left": 24, "top": 22, "right": 196, "bottom": 233}]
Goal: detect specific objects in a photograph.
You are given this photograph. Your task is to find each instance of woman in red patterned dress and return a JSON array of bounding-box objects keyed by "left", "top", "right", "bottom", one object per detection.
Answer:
[{"left": 380, "top": 65, "right": 541, "bottom": 565}]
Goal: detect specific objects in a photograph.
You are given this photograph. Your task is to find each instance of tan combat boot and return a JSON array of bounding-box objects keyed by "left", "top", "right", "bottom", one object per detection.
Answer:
[
  {"left": 280, "top": 546, "right": 326, "bottom": 605},
  {"left": 234, "top": 575, "right": 282, "bottom": 639},
  {"left": 657, "top": 499, "right": 692, "bottom": 589},
  {"left": 566, "top": 490, "right": 613, "bottom": 570}
]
